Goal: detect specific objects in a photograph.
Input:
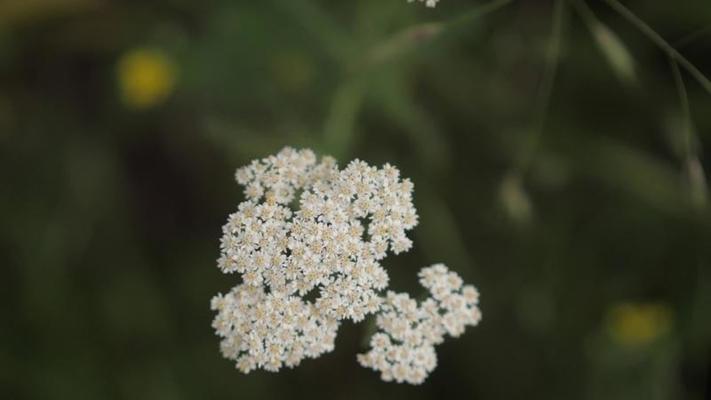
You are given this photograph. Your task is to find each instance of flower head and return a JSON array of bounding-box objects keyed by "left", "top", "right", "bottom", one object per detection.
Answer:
[{"left": 211, "top": 147, "right": 481, "bottom": 384}]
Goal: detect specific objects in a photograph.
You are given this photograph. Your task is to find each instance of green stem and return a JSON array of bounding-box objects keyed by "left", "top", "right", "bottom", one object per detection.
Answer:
[
  {"left": 670, "top": 58, "right": 708, "bottom": 208},
  {"left": 669, "top": 59, "right": 694, "bottom": 159},
  {"left": 323, "top": 78, "right": 367, "bottom": 159},
  {"left": 603, "top": 0, "right": 711, "bottom": 94},
  {"left": 519, "top": 0, "right": 565, "bottom": 174},
  {"left": 675, "top": 25, "right": 711, "bottom": 48}
]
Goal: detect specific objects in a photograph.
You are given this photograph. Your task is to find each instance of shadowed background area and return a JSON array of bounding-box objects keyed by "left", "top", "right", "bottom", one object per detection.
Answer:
[{"left": 2, "top": 0, "right": 711, "bottom": 399}]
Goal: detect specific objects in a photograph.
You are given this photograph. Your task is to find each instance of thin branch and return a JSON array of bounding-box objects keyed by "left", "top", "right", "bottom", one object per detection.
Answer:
[
  {"left": 519, "top": 0, "right": 566, "bottom": 174},
  {"left": 603, "top": 0, "right": 711, "bottom": 94},
  {"left": 669, "top": 59, "right": 693, "bottom": 158},
  {"left": 670, "top": 58, "right": 708, "bottom": 208},
  {"left": 675, "top": 25, "right": 711, "bottom": 48}
]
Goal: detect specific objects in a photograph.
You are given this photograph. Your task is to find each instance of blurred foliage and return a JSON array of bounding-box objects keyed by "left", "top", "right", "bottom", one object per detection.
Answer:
[{"left": 1, "top": 0, "right": 711, "bottom": 399}]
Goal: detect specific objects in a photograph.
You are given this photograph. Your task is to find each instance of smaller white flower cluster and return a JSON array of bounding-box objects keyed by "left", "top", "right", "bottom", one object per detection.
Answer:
[
  {"left": 408, "top": 0, "right": 440, "bottom": 8},
  {"left": 357, "top": 264, "right": 481, "bottom": 384}
]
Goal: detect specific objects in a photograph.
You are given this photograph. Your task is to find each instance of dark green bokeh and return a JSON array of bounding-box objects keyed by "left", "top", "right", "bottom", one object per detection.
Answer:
[{"left": 2, "top": 0, "right": 710, "bottom": 399}]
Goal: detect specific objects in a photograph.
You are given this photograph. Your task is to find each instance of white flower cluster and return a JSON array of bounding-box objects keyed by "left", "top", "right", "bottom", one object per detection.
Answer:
[
  {"left": 211, "top": 147, "right": 481, "bottom": 384},
  {"left": 408, "top": 0, "right": 440, "bottom": 8},
  {"left": 357, "top": 264, "right": 481, "bottom": 384}
]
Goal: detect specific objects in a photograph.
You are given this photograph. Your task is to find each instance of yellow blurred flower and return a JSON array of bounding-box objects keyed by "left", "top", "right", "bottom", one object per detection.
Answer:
[
  {"left": 606, "top": 302, "right": 672, "bottom": 347},
  {"left": 117, "top": 48, "right": 177, "bottom": 110}
]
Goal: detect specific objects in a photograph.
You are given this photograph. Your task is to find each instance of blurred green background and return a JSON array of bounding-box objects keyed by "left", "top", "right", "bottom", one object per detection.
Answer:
[{"left": 2, "top": 0, "right": 711, "bottom": 398}]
